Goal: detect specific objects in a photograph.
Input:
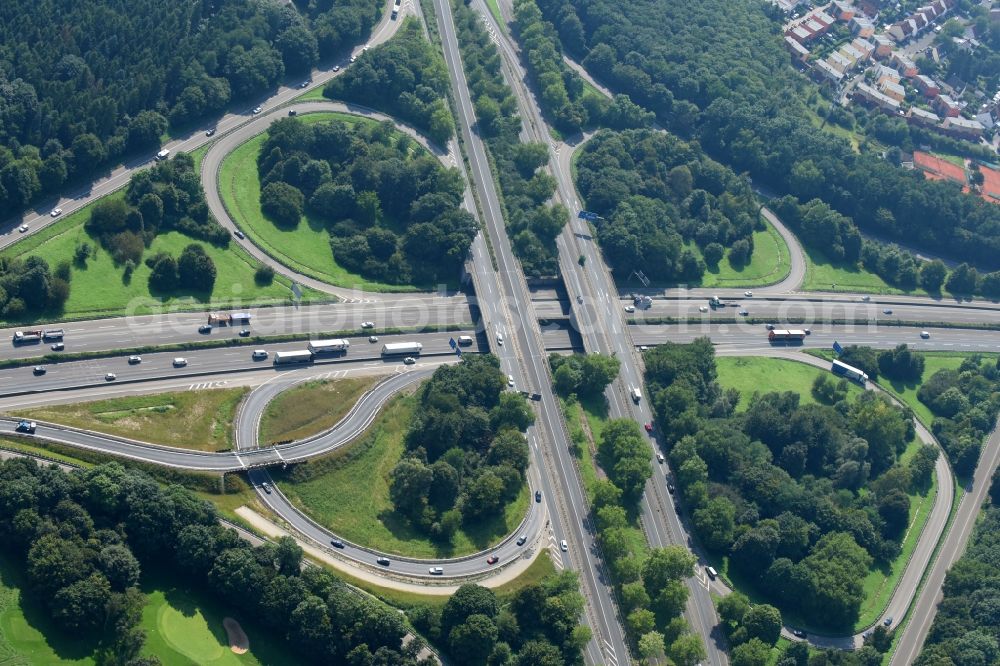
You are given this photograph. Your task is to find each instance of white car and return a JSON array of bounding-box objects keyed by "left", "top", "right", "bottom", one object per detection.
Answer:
[
  {"left": 252, "top": 106, "right": 262, "bottom": 115},
  {"left": 105, "top": 373, "right": 117, "bottom": 381},
  {"left": 403, "top": 357, "right": 416, "bottom": 365},
  {"left": 496, "top": 333, "right": 504, "bottom": 345},
  {"left": 639, "top": 345, "right": 648, "bottom": 351},
  {"left": 333, "top": 65, "right": 341, "bottom": 72},
  {"left": 361, "top": 321, "right": 375, "bottom": 329},
  {"left": 252, "top": 350, "right": 269, "bottom": 360},
  {"left": 173, "top": 358, "right": 188, "bottom": 367},
  {"left": 17, "top": 224, "right": 27, "bottom": 233},
  {"left": 656, "top": 453, "right": 665, "bottom": 464},
  {"left": 50, "top": 208, "right": 62, "bottom": 217},
  {"left": 128, "top": 355, "right": 142, "bottom": 364},
  {"left": 920, "top": 331, "right": 930, "bottom": 339},
  {"left": 507, "top": 374, "right": 515, "bottom": 387},
  {"left": 560, "top": 540, "right": 568, "bottom": 552},
  {"left": 861, "top": 295, "right": 871, "bottom": 301},
  {"left": 428, "top": 566, "right": 443, "bottom": 575},
  {"left": 350, "top": 55, "right": 357, "bottom": 63},
  {"left": 698, "top": 306, "right": 709, "bottom": 313},
  {"left": 624, "top": 305, "right": 635, "bottom": 313},
  {"left": 744, "top": 290, "right": 753, "bottom": 297},
  {"left": 368, "top": 335, "right": 378, "bottom": 343}
]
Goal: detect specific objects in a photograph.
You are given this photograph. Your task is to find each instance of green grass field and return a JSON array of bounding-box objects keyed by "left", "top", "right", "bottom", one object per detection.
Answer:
[
  {"left": 259, "top": 375, "right": 382, "bottom": 444},
  {"left": 801, "top": 245, "right": 931, "bottom": 296},
  {"left": 484, "top": 0, "right": 503, "bottom": 25},
  {"left": 715, "top": 356, "right": 863, "bottom": 411},
  {"left": 15, "top": 389, "right": 249, "bottom": 452},
  {"left": 274, "top": 393, "right": 530, "bottom": 558},
  {"left": 715, "top": 355, "right": 938, "bottom": 633},
  {"left": 880, "top": 354, "right": 972, "bottom": 427},
  {"left": 699, "top": 223, "right": 792, "bottom": 288},
  {"left": 1, "top": 191, "right": 320, "bottom": 323},
  {"left": 218, "top": 111, "right": 429, "bottom": 292}
]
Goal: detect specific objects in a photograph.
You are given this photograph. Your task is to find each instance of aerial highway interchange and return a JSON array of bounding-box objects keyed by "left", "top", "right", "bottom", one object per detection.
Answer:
[{"left": 1, "top": 0, "right": 998, "bottom": 664}]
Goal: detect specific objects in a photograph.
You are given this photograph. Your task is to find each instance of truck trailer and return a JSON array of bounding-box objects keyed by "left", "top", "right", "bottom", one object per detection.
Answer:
[
  {"left": 308, "top": 339, "right": 350, "bottom": 354},
  {"left": 382, "top": 342, "right": 423, "bottom": 356},
  {"left": 42, "top": 329, "right": 64, "bottom": 340},
  {"left": 768, "top": 329, "right": 807, "bottom": 343},
  {"left": 273, "top": 350, "right": 314, "bottom": 365},
  {"left": 831, "top": 360, "right": 868, "bottom": 385},
  {"left": 12, "top": 330, "right": 43, "bottom": 344},
  {"left": 207, "top": 312, "right": 251, "bottom": 326}
]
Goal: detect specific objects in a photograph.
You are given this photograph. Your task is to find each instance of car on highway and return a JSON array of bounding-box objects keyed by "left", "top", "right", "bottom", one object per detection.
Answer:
[
  {"left": 198, "top": 324, "right": 212, "bottom": 333},
  {"left": 428, "top": 566, "right": 443, "bottom": 575},
  {"left": 233, "top": 229, "right": 245, "bottom": 239},
  {"left": 252, "top": 106, "right": 262, "bottom": 115},
  {"left": 252, "top": 350, "right": 269, "bottom": 360},
  {"left": 361, "top": 321, "right": 375, "bottom": 328},
  {"left": 262, "top": 482, "right": 272, "bottom": 494},
  {"left": 639, "top": 345, "right": 648, "bottom": 351},
  {"left": 804, "top": 328, "right": 811, "bottom": 335},
  {"left": 350, "top": 55, "right": 357, "bottom": 63},
  {"left": 128, "top": 355, "right": 142, "bottom": 364},
  {"left": 535, "top": 490, "right": 542, "bottom": 502},
  {"left": 862, "top": 295, "right": 871, "bottom": 301},
  {"left": 173, "top": 358, "right": 188, "bottom": 367},
  {"left": 644, "top": 422, "right": 653, "bottom": 432},
  {"left": 205, "top": 128, "right": 216, "bottom": 137},
  {"left": 884, "top": 616, "right": 893, "bottom": 626},
  {"left": 738, "top": 309, "right": 748, "bottom": 316},
  {"left": 792, "top": 629, "right": 806, "bottom": 639},
  {"left": 656, "top": 452, "right": 664, "bottom": 463},
  {"left": 368, "top": 335, "right": 378, "bottom": 343},
  {"left": 105, "top": 373, "right": 116, "bottom": 381},
  {"left": 624, "top": 305, "right": 635, "bottom": 313},
  {"left": 507, "top": 374, "right": 515, "bottom": 387},
  {"left": 883, "top": 309, "right": 893, "bottom": 315},
  {"left": 560, "top": 540, "right": 568, "bottom": 552},
  {"left": 698, "top": 306, "right": 708, "bottom": 312},
  {"left": 51, "top": 342, "right": 64, "bottom": 351},
  {"left": 18, "top": 224, "right": 28, "bottom": 233},
  {"left": 744, "top": 290, "right": 753, "bottom": 297},
  {"left": 333, "top": 65, "right": 341, "bottom": 72},
  {"left": 33, "top": 366, "right": 46, "bottom": 375},
  {"left": 299, "top": 80, "right": 310, "bottom": 88},
  {"left": 576, "top": 295, "right": 583, "bottom": 304},
  {"left": 330, "top": 539, "right": 344, "bottom": 548},
  {"left": 288, "top": 109, "right": 297, "bottom": 116},
  {"left": 239, "top": 328, "right": 251, "bottom": 337},
  {"left": 765, "top": 323, "right": 775, "bottom": 330},
  {"left": 667, "top": 482, "right": 675, "bottom": 494},
  {"left": 403, "top": 357, "right": 416, "bottom": 365},
  {"left": 376, "top": 557, "right": 390, "bottom": 566},
  {"left": 486, "top": 555, "right": 499, "bottom": 565},
  {"left": 496, "top": 333, "right": 503, "bottom": 345},
  {"left": 516, "top": 534, "right": 527, "bottom": 546},
  {"left": 50, "top": 208, "right": 62, "bottom": 217},
  {"left": 15, "top": 420, "right": 36, "bottom": 434},
  {"left": 921, "top": 330, "right": 930, "bottom": 338}
]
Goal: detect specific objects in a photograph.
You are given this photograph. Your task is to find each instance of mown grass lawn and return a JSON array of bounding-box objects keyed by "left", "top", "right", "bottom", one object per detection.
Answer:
[
  {"left": 715, "top": 356, "right": 863, "bottom": 411},
  {"left": 259, "top": 375, "right": 383, "bottom": 444},
  {"left": 880, "top": 353, "right": 977, "bottom": 427},
  {"left": 1, "top": 190, "right": 320, "bottom": 323},
  {"left": 273, "top": 393, "right": 530, "bottom": 558},
  {"left": 699, "top": 222, "right": 791, "bottom": 289},
  {"left": 801, "top": 245, "right": 931, "bottom": 296},
  {"left": 218, "top": 111, "right": 430, "bottom": 292},
  {"left": 15, "top": 388, "right": 249, "bottom": 452}
]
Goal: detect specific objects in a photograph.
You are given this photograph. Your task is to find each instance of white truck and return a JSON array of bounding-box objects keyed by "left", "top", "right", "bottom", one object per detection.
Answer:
[
  {"left": 308, "top": 339, "right": 350, "bottom": 354},
  {"left": 273, "top": 350, "right": 314, "bottom": 365},
  {"left": 382, "top": 342, "right": 423, "bottom": 356},
  {"left": 155, "top": 148, "right": 170, "bottom": 161},
  {"left": 42, "top": 329, "right": 64, "bottom": 340},
  {"left": 630, "top": 387, "right": 642, "bottom": 404}
]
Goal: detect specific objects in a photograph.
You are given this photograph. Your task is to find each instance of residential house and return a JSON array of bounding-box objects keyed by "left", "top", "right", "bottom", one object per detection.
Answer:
[
  {"left": 889, "top": 19, "right": 916, "bottom": 42},
  {"left": 874, "top": 64, "right": 901, "bottom": 84},
  {"left": 814, "top": 10, "right": 836, "bottom": 28},
  {"left": 873, "top": 35, "right": 894, "bottom": 58},
  {"left": 939, "top": 116, "right": 985, "bottom": 139},
  {"left": 814, "top": 59, "right": 846, "bottom": 83},
  {"left": 828, "top": 52, "right": 854, "bottom": 73},
  {"left": 833, "top": 0, "right": 856, "bottom": 21},
  {"left": 850, "top": 15, "right": 876, "bottom": 38},
  {"left": 907, "top": 107, "right": 941, "bottom": 126},
  {"left": 855, "top": 82, "right": 902, "bottom": 112},
  {"left": 915, "top": 75, "right": 940, "bottom": 98},
  {"left": 785, "top": 36, "right": 811, "bottom": 62},
  {"left": 935, "top": 94, "right": 961, "bottom": 117},
  {"left": 892, "top": 52, "right": 918, "bottom": 77},
  {"left": 852, "top": 37, "right": 876, "bottom": 59},
  {"left": 789, "top": 25, "right": 813, "bottom": 42},
  {"left": 880, "top": 79, "right": 906, "bottom": 102},
  {"left": 841, "top": 44, "right": 865, "bottom": 65}
]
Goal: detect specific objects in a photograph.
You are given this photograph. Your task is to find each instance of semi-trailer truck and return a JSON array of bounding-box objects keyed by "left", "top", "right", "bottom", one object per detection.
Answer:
[
  {"left": 42, "top": 329, "right": 64, "bottom": 340},
  {"left": 273, "top": 350, "right": 314, "bottom": 365},
  {"left": 382, "top": 342, "right": 423, "bottom": 356},
  {"left": 308, "top": 339, "right": 350, "bottom": 354},
  {"left": 832, "top": 360, "right": 868, "bottom": 385},
  {"left": 768, "top": 329, "right": 807, "bottom": 343},
  {"left": 208, "top": 312, "right": 251, "bottom": 325},
  {"left": 12, "top": 330, "right": 43, "bottom": 344}
]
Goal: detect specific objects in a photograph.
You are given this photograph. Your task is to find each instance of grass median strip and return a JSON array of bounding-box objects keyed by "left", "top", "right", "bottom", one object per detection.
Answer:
[{"left": 259, "top": 375, "right": 382, "bottom": 444}]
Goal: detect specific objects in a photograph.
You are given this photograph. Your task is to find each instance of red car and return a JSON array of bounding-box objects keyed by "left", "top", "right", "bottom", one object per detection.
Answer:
[
  {"left": 644, "top": 422, "right": 653, "bottom": 432},
  {"left": 486, "top": 555, "right": 499, "bottom": 565}
]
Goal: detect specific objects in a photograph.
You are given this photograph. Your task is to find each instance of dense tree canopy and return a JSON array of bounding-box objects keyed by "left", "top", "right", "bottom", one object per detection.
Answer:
[
  {"left": 576, "top": 130, "right": 759, "bottom": 284},
  {"left": 645, "top": 341, "right": 929, "bottom": 628},
  {"left": 0, "top": 0, "right": 379, "bottom": 218},
  {"left": 256, "top": 116, "right": 474, "bottom": 285}
]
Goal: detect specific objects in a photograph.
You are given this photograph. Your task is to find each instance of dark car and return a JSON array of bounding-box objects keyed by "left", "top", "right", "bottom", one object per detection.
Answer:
[
  {"left": 376, "top": 557, "right": 390, "bottom": 566},
  {"left": 262, "top": 482, "right": 272, "bottom": 494},
  {"left": 233, "top": 229, "right": 245, "bottom": 239},
  {"left": 486, "top": 555, "right": 499, "bottom": 565},
  {"left": 239, "top": 329, "right": 251, "bottom": 337},
  {"left": 205, "top": 128, "right": 216, "bottom": 137},
  {"left": 330, "top": 539, "right": 344, "bottom": 548},
  {"left": 33, "top": 366, "right": 46, "bottom": 375},
  {"left": 516, "top": 534, "right": 527, "bottom": 546},
  {"left": 792, "top": 629, "right": 806, "bottom": 638},
  {"left": 884, "top": 616, "right": 893, "bottom": 626},
  {"left": 198, "top": 324, "right": 212, "bottom": 333},
  {"left": 288, "top": 109, "right": 297, "bottom": 116},
  {"left": 644, "top": 422, "right": 653, "bottom": 432},
  {"left": 667, "top": 482, "right": 675, "bottom": 494},
  {"left": 535, "top": 490, "right": 542, "bottom": 503}
]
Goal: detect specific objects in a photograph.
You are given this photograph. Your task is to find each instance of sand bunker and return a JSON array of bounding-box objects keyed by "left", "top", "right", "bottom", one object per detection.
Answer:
[{"left": 223, "top": 617, "right": 249, "bottom": 654}]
